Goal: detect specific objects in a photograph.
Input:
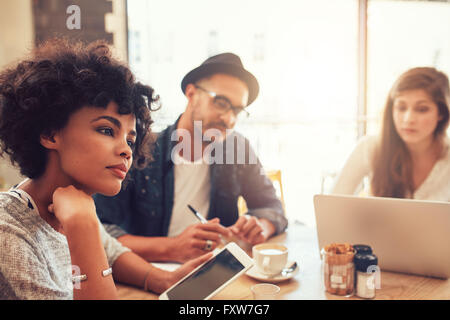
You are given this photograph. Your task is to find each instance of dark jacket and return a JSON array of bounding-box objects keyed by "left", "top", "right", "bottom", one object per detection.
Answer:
[{"left": 94, "top": 118, "right": 288, "bottom": 238}]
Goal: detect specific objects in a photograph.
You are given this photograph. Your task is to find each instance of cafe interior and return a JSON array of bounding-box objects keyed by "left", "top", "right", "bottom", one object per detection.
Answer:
[{"left": 0, "top": 0, "right": 449, "bottom": 301}]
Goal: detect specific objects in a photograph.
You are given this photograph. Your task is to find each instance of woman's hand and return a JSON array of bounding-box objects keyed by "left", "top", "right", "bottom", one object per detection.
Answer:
[
  {"left": 147, "top": 252, "right": 214, "bottom": 293},
  {"left": 48, "top": 185, "right": 99, "bottom": 230},
  {"left": 47, "top": 185, "right": 118, "bottom": 299}
]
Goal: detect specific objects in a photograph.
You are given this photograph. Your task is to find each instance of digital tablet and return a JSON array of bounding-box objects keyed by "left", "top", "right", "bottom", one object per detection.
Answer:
[{"left": 159, "top": 242, "right": 254, "bottom": 300}]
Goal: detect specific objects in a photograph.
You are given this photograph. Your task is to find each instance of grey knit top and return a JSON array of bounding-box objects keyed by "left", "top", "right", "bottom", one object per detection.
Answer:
[{"left": 0, "top": 188, "right": 130, "bottom": 300}]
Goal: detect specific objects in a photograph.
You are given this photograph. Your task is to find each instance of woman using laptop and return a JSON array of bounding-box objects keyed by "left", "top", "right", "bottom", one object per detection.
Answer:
[
  {"left": 0, "top": 38, "right": 211, "bottom": 299},
  {"left": 332, "top": 67, "right": 450, "bottom": 201}
]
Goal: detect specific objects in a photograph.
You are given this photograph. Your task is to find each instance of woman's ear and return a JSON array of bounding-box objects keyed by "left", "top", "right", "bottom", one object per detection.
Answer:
[{"left": 40, "top": 132, "right": 59, "bottom": 150}]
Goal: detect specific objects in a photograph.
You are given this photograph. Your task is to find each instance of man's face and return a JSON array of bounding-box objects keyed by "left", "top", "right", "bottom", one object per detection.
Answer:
[{"left": 189, "top": 73, "right": 249, "bottom": 141}]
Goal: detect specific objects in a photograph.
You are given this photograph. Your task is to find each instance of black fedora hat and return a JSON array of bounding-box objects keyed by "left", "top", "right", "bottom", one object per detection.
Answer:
[{"left": 181, "top": 53, "right": 259, "bottom": 106}]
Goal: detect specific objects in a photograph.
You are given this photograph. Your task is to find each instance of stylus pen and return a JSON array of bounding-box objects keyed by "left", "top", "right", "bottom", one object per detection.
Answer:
[
  {"left": 187, "top": 204, "right": 208, "bottom": 224},
  {"left": 187, "top": 204, "right": 227, "bottom": 244}
]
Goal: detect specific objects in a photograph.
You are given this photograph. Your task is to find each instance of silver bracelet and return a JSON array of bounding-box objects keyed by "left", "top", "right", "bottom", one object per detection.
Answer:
[
  {"left": 72, "top": 274, "right": 88, "bottom": 283},
  {"left": 72, "top": 267, "right": 113, "bottom": 284},
  {"left": 102, "top": 267, "right": 113, "bottom": 277}
]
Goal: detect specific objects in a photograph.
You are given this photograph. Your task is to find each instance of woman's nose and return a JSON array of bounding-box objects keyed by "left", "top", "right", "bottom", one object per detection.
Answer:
[
  {"left": 403, "top": 109, "right": 416, "bottom": 123},
  {"left": 118, "top": 139, "right": 132, "bottom": 160}
]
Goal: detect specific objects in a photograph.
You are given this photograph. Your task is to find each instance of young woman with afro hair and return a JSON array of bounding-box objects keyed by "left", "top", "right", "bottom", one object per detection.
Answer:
[{"left": 0, "top": 38, "right": 211, "bottom": 300}]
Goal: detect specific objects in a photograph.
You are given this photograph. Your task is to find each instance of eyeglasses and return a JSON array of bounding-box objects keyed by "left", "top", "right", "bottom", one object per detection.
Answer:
[{"left": 194, "top": 85, "right": 250, "bottom": 118}]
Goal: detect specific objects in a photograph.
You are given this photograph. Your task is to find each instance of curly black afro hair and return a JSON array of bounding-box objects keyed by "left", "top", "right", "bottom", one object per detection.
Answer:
[{"left": 0, "top": 38, "right": 158, "bottom": 179}]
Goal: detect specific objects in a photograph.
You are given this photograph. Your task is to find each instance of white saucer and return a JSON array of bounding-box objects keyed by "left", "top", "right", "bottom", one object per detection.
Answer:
[{"left": 246, "top": 261, "right": 299, "bottom": 283}]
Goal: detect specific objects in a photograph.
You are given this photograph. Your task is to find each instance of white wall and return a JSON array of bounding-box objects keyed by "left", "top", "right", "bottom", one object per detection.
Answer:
[
  {"left": 0, "top": 0, "right": 34, "bottom": 188},
  {"left": 0, "top": 0, "right": 128, "bottom": 189},
  {"left": 106, "top": 0, "right": 128, "bottom": 62}
]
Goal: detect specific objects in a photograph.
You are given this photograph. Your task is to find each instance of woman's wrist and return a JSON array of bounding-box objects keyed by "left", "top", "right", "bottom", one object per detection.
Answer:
[
  {"left": 62, "top": 214, "right": 99, "bottom": 237},
  {"left": 144, "top": 267, "right": 173, "bottom": 294}
]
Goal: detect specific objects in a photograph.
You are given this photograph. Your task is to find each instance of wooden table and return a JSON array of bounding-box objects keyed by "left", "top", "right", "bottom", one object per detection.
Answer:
[{"left": 116, "top": 222, "right": 450, "bottom": 300}]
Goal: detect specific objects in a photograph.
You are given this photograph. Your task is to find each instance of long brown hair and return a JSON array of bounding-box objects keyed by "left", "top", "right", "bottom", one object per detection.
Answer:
[{"left": 371, "top": 67, "right": 450, "bottom": 198}]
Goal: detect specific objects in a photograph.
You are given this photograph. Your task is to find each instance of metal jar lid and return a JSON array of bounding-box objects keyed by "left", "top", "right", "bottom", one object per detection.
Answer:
[
  {"left": 353, "top": 244, "right": 373, "bottom": 255},
  {"left": 354, "top": 253, "right": 378, "bottom": 272}
]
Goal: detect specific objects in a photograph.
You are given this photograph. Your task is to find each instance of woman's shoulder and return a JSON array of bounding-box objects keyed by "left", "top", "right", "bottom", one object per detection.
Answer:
[
  {"left": 356, "top": 135, "right": 378, "bottom": 148},
  {"left": 0, "top": 192, "right": 38, "bottom": 242},
  {"left": 351, "top": 135, "right": 378, "bottom": 160},
  {"left": 0, "top": 192, "right": 24, "bottom": 223},
  {"left": 442, "top": 135, "right": 450, "bottom": 159},
  {"left": 435, "top": 135, "right": 450, "bottom": 173}
]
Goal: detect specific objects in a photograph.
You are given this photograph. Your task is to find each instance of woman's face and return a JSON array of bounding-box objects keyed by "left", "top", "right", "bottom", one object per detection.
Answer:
[
  {"left": 52, "top": 101, "right": 136, "bottom": 196},
  {"left": 392, "top": 89, "right": 442, "bottom": 148}
]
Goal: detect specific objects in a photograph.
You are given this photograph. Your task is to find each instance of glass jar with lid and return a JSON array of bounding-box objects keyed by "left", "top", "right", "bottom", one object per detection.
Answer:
[
  {"left": 321, "top": 243, "right": 356, "bottom": 296},
  {"left": 354, "top": 253, "right": 379, "bottom": 299}
]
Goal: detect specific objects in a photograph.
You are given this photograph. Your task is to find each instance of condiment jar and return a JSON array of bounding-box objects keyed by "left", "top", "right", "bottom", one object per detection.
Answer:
[
  {"left": 353, "top": 244, "right": 372, "bottom": 255},
  {"left": 354, "top": 253, "right": 378, "bottom": 299},
  {"left": 352, "top": 244, "right": 373, "bottom": 287},
  {"left": 321, "top": 244, "right": 356, "bottom": 296}
]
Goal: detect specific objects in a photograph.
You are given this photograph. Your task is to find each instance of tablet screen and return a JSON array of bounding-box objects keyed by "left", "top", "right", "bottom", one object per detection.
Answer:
[{"left": 166, "top": 248, "right": 245, "bottom": 300}]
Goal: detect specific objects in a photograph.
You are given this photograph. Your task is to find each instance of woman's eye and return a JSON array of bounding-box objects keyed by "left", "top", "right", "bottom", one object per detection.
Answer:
[
  {"left": 416, "top": 106, "right": 429, "bottom": 113},
  {"left": 98, "top": 127, "right": 114, "bottom": 136},
  {"left": 394, "top": 105, "right": 406, "bottom": 112},
  {"left": 127, "top": 140, "right": 136, "bottom": 148}
]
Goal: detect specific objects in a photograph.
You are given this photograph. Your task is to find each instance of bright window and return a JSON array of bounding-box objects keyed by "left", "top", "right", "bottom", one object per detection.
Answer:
[
  {"left": 366, "top": 0, "right": 450, "bottom": 135},
  {"left": 127, "top": 0, "right": 450, "bottom": 227},
  {"left": 127, "top": 0, "right": 360, "bottom": 227}
]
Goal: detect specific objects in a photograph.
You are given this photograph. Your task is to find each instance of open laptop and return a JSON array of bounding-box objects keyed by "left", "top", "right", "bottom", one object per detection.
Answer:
[{"left": 314, "top": 194, "right": 450, "bottom": 279}]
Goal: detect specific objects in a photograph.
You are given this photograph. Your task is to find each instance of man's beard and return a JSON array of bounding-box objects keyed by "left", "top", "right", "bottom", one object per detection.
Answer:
[{"left": 191, "top": 109, "right": 233, "bottom": 142}]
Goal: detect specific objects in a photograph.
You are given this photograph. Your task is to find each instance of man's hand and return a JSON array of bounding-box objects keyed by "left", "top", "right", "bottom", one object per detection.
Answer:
[
  {"left": 169, "top": 218, "right": 231, "bottom": 263},
  {"left": 229, "top": 215, "right": 276, "bottom": 245}
]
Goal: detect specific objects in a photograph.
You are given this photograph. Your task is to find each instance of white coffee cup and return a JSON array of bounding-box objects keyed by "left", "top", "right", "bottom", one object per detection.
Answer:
[
  {"left": 252, "top": 243, "right": 288, "bottom": 276},
  {"left": 251, "top": 283, "right": 280, "bottom": 300}
]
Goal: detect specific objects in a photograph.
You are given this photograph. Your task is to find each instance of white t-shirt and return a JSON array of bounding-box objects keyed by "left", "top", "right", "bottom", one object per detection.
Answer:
[
  {"left": 332, "top": 135, "right": 450, "bottom": 201},
  {"left": 167, "top": 152, "right": 211, "bottom": 237}
]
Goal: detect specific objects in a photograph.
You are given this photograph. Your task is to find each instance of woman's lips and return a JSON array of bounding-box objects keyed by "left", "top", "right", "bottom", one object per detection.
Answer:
[
  {"left": 401, "top": 128, "right": 417, "bottom": 134},
  {"left": 106, "top": 164, "right": 127, "bottom": 180},
  {"left": 108, "top": 168, "right": 126, "bottom": 179}
]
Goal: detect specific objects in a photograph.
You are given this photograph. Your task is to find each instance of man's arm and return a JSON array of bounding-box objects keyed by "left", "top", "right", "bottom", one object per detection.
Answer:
[
  {"left": 229, "top": 135, "right": 288, "bottom": 243},
  {"left": 95, "top": 168, "right": 230, "bottom": 263},
  {"left": 94, "top": 184, "right": 177, "bottom": 262},
  {"left": 116, "top": 218, "right": 231, "bottom": 263},
  {"left": 116, "top": 234, "right": 176, "bottom": 262},
  {"left": 244, "top": 143, "right": 286, "bottom": 228}
]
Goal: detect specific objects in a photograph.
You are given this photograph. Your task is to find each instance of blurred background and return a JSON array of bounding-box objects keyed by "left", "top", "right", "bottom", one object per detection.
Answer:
[{"left": 0, "top": 0, "right": 449, "bottom": 227}]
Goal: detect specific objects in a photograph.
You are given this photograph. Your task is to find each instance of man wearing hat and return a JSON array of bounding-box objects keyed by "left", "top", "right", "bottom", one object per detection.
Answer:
[{"left": 94, "top": 53, "right": 287, "bottom": 263}]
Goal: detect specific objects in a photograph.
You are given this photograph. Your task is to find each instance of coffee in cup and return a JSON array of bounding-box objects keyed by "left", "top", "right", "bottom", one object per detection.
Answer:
[{"left": 252, "top": 243, "right": 288, "bottom": 276}]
